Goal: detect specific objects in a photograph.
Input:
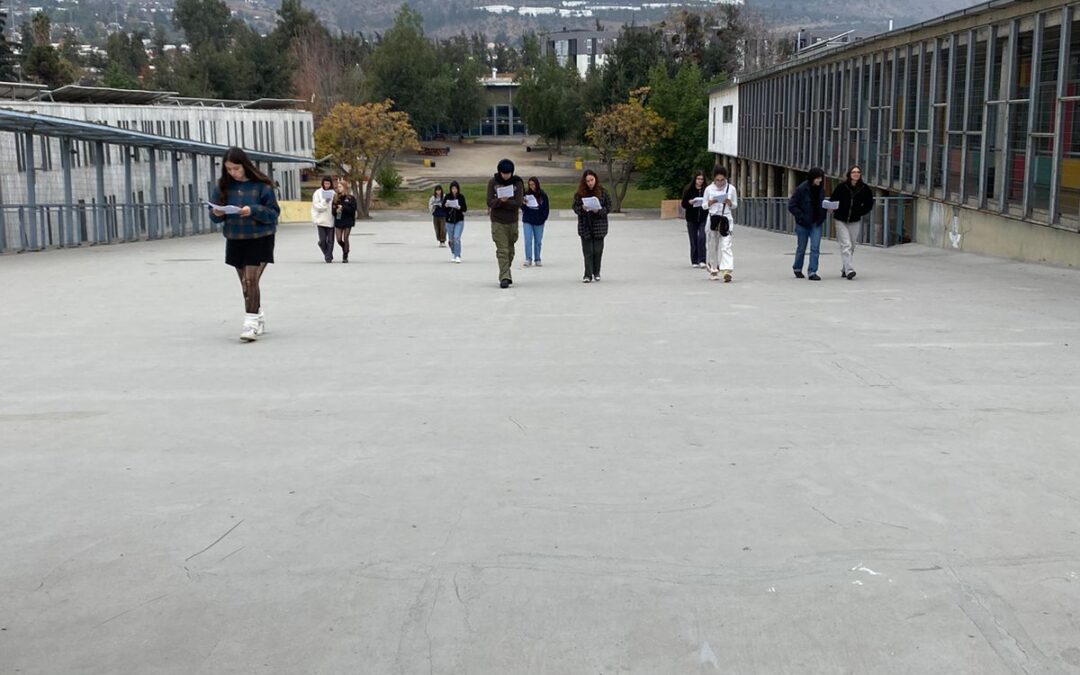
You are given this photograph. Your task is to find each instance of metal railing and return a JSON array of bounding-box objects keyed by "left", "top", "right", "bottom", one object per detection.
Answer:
[
  {"left": 737, "top": 196, "right": 915, "bottom": 247},
  {"left": 0, "top": 201, "right": 217, "bottom": 253}
]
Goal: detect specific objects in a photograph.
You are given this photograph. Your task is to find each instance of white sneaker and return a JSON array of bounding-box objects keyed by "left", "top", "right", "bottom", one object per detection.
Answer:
[
  {"left": 240, "top": 314, "right": 259, "bottom": 342},
  {"left": 453, "top": 256, "right": 461, "bottom": 263},
  {"left": 255, "top": 312, "right": 265, "bottom": 336},
  {"left": 535, "top": 261, "right": 542, "bottom": 267}
]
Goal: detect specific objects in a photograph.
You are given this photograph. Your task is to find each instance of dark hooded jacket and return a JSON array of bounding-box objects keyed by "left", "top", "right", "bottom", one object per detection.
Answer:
[
  {"left": 443, "top": 181, "right": 467, "bottom": 224},
  {"left": 522, "top": 177, "right": 550, "bottom": 226},
  {"left": 788, "top": 168, "right": 827, "bottom": 228},
  {"left": 486, "top": 172, "right": 524, "bottom": 224}
]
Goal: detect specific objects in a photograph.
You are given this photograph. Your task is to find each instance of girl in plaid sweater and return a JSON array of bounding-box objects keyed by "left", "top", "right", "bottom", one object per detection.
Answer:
[{"left": 209, "top": 147, "right": 280, "bottom": 342}]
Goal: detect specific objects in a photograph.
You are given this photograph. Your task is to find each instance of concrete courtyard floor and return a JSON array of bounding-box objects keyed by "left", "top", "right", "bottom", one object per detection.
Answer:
[{"left": 2, "top": 215, "right": 1080, "bottom": 675}]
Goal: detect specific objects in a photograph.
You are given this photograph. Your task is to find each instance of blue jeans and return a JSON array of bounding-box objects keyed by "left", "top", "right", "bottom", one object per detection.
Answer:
[
  {"left": 793, "top": 223, "right": 822, "bottom": 275},
  {"left": 447, "top": 220, "right": 464, "bottom": 257},
  {"left": 523, "top": 222, "right": 544, "bottom": 262}
]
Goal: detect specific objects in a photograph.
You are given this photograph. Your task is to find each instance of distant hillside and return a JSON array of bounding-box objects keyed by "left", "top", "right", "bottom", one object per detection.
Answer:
[{"left": 302, "top": 0, "right": 988, "bottom": 38}]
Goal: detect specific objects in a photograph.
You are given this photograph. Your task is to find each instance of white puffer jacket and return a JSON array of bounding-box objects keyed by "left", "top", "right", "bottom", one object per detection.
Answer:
[{"left": 311, "top": 189, "right": 334, "bottom": 227}]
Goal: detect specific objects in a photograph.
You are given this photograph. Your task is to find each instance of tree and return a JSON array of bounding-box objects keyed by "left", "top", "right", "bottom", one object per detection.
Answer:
[
  {"left": 594, "top": 26, "right": 672, "bottom": 112},
  {"left": 21, "top": 12, "right": 75, "bottom": 87},
  {"left": 366, "top": 5, "right": 444, "bottom": 136},
  {"left": 0, "top": 0, "right": 18, "bottom": 80},
  {"left": 314, "top": 100, "right": 420, "bottom": 219},
  {"left": 172, "top": 0, "right": 231, "bottom": 50},
  {"left": 435, "top": 36, "right": 485, "bottom": 136},
  {"left": 639, "top": 63, "right": 714, "bottom": 197},
  {"left": 585, "top": 88, "right": 673, "bottom": 212},
  {"left": 516, "top": 56, "right": 582, "bottom": 159}
]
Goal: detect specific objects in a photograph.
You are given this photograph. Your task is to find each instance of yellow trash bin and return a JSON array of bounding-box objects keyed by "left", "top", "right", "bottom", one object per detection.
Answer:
[{"left": 575, "top": 159, "right": 583, "bottom": 171}]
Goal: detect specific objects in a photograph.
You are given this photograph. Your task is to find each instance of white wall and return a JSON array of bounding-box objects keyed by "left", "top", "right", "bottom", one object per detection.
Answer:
[{"left": 708, "top": 87, "right": 739, "bottom": 158}]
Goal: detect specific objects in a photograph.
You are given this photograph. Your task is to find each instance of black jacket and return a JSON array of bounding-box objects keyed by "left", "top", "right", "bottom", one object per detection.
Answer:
[
  {"left": 829, "top": 181, "right": 875, "bottom": 223},
  {"left": 333, "top": 195, "right": 358, "bottom": 228},
  {"left": 788, "top": 180, "right": 826, "bottom": 228},
  {"left": 443, "top": 192, "right": 467, "bottom": 224},
  {"left": 681, "top": 184, "right": 708, "bottom": 226}
]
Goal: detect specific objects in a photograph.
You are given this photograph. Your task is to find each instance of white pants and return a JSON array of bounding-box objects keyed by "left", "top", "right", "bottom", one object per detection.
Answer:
[
  {"left": 706, "top": 228, "right": 734, "bottom": 273},
  {"left": 835, "top": 220, "right": 861, "bottom": 273}
]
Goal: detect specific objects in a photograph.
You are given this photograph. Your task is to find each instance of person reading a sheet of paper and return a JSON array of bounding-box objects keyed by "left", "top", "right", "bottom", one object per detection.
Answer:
[
  {"left": 703, "top": 166, "right": 738, "bottom": 282},
  {"left": 680, "top": 170, "right": 708, "bottom": 269},
  {"left": 828, "top": 165, "right": 875, "bottom": 280},
  {"left": 572, "top": 170, "right": 612, "bottom": 283},
  {"left": 208, "top": 147, "right": 280, "bottom": 342},
  {"left": 311, "top": 177, "right": 336, "bottom": 263},
  {"left": 522, "top": 177, "right": 549, "bottom": 267},
  {"left": 486, "top": 158, "right": 524, "bottom": 288}
]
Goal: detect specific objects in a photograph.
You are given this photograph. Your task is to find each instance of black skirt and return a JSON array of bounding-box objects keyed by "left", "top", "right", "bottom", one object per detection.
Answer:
[{"left": 225, "top": 235, "right": 275, "bottom": 268}]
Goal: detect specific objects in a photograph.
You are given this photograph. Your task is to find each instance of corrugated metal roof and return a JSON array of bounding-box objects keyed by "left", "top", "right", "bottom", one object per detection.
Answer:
[
  {"left": 36, "top": 85, "right": 179, "bottom": 105},
  {"left": 0, "top": 108, "right": 316, "bottom": 164}
]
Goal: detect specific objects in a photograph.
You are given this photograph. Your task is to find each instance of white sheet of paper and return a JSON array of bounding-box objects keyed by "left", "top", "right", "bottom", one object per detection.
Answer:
[
  {"left": 582, "top": 196, "right": 602, "bottom": 211},
  {"left": 524, "top": 195, "right": 539, "bottom": 208},
  {"left": 822, "top": 199, "right": 839, "bottom": 210},
  {"left": 445, "top": 199, "right": 460, "bottom": 209},
  {"left": 496, "top": 185, "right": 515, "bottom": 199},
  {"left": 690, "top": 197, "right": 705, "bottom": 207},
  {"left": 321, "top": 189, "right": 336, "bottom": 201},
  {"left": 206, "top": 202, "right": 242, "bottom": 215}
]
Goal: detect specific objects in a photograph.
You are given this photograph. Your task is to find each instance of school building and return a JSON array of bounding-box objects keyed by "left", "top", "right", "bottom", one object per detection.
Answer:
[{"left": 709, "top": 0, "right": 1080, "bottom": 266}]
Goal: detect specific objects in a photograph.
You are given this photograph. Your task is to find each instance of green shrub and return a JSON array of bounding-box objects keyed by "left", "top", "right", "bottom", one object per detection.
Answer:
[{"left": 377, "top": 164, "right": 403, "bottom": 198}]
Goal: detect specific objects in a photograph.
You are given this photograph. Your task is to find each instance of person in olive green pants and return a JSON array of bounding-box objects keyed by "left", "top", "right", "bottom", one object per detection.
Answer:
[{"left": 487, "top": 158, "right": 524, "bottom": 288}]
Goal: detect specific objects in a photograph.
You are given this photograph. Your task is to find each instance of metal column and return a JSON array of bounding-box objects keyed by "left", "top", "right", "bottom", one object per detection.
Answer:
[
  {"left": 94, "top": 141, "right": 106, "bottom": 244},
  {"left": 1049, "top": 7, "right": 1072, "bottom": 223},
  {"left": 171, "top": 151, "right": 181, "bottom": 236},
  {"left": 1022, "top": 12, "right": 1044, "bottom": 217},
  {"left": 190, "top": 153, "right": 201, "bottom": 233},
  {"left": 60, "top": 138, "right": 74, "bottom": 247},
  {"left": 24, "top": 132, "right": 38, "bottom": 251},
  {"left": 148, "top": 151, "right": 159, "bottom": 239},
  {"left": 123, "top": 147, "right": 134, "bottom": 241}
]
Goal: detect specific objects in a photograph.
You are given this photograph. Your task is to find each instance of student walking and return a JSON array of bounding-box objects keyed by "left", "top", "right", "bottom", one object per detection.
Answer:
[
  {"left": 487, "top": 158, "right": 523, "bottom": 288},
  {"left": 681, "top": 171, "right": 708, "bottom": 268},
  {"left": 333, "top": 181, "right": 358, "bottom": 263},
  {"left": 444, "top": 181, "right": 467, "bottom": 263},
  {"left": 311, "top": 176, "right": 336, "bottom": 262},
  {"left": 572, "top": 169, "right": 612, "bottom": 283},
  {"left": 209, "top": 147, "right": 281, "bottom": 342},
  {"left": 522, "top": 176, "right": 550, "bottom": 267},
  {"left": 829, "top": 165, "right": 875, "bottom": 279},
  {"left": 703, "top": 166, "right": 738, "bottom": 282},
  {"left": 429, "top": 186, "right": 448, "bottom": 247},
  {"left": 788, "top": 167, "right": 827, "bottom": 280}
]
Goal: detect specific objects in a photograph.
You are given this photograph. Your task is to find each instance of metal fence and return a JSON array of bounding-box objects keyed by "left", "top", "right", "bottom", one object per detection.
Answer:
[
  {"left": 737, "top": 196, "right": 915, "bottom": 247},
  {"left": 0, "top": 201, "right": 217, "bottom": 253}
]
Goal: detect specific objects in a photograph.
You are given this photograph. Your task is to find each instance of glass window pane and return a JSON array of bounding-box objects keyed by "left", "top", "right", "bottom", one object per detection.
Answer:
[
  {"left": 965, "top": 132, "right": 982, "bottom": 199},
  {"left": 1006, "top": 101, "right": 1028, "bottom": 203},
  {"left": 932, "top": 110, "right": 946, "bottom": 189},
  {"left": 1030, "top": 136, "right": 1054, "bottom": 211},
  {"left": 950, "top": 41, "right": 968, "bottom": 131},
  {"left": 969, "top": 39, "right": 988, "bottom": 130},
  {"left": 1035, "top": 25, "right": 1060, "bottom": 133},
  {"left": 1014, "top": 31, "right": 1034, "bottom": 100},
  {"left": 947, "top": 135, "right": 964, "bottom": 196}
]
